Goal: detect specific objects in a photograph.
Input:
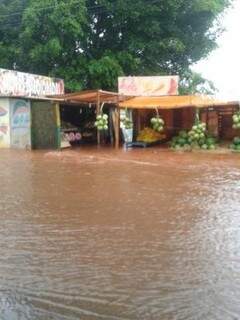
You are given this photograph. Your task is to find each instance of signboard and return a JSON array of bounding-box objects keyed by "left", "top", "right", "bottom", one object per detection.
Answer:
[
  {"left": 0, "top": 68, "right": 64, "bottom": 98},
  {"left": 118, "top": 76, "right": 179, "bottom": 96}
]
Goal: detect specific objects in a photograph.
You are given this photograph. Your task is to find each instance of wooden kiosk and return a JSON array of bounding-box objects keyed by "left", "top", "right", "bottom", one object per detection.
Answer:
[{"left": 119, "top": 95, "right": 239, "bottom": 146}]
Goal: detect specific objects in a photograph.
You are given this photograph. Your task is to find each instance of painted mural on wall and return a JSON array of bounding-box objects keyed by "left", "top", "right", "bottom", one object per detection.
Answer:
[
  {"left": 118, "top": 76, "right": 179, "bottom": 96},
  {"left": 10, "top": 99, "right": 31, "bottom": 149},
  {"left": 0, "top": 68, "right": 64, "bottom": 98},
  {"left": 0, "top": 99, "right": 10, "bottom": 148}
]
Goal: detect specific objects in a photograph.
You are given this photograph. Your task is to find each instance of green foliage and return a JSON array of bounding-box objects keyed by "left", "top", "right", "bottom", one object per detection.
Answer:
[
  {"left": 0, "top": 0, "right": 232, "bottom": 91},
  {"left": 88, "top": 55, "right": 124, "bottom": 89},
  {"left": 179, "top": 71, "right": 216, "bottom": 94}
]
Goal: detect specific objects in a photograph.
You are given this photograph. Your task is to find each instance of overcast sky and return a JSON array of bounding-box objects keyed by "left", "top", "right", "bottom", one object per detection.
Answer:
[{"left": 193, "top": 0, "right": 240, "bottom": 100}]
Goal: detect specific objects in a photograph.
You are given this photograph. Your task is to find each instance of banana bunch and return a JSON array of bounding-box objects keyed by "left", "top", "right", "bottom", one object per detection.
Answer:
[{"left": 137, "top": 127, "right": 165, "bottom": 143}]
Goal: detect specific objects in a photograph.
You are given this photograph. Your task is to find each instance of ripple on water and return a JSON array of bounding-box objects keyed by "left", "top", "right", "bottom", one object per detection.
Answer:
[{"left": 0, "top": 149, "right": 240, "bottom": 319}]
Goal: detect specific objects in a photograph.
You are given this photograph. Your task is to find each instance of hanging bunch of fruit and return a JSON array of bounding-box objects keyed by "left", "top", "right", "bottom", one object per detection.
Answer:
[
  {"left": 120, "top": 114, "right": 133, "bottom": 129},
  {"left": 94, "top": 113, "right": 108, "bottom": 131},
  {"left": 150, "top": 115, "right": 165, "bottom": 132},
  {"left": 232, "top": 111, "right": 240, "bottom": 129},
  {"left": 230, "top": 110, "right": 240, "bottom": 151}
]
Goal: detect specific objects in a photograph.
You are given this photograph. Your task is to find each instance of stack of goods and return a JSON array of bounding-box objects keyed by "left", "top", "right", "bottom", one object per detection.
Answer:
[
  {"left": 150, "top": 116, "right": 165, "bottom": 132},
  {"left": 230, "top": 137, "right": 240, "bottom": 152},
  {"left": 94, "top": 114, "right": 108, "bottom": 131},
  {"left": 188, "top": 122, "right": 216, "bottom": 150},
  {"left": 188, "top": 122, "right": 206, "bottom": 142},
  {"left": 63, "top": 132, "right": 82, "bottom": 142},
  {"left": 232, "top": 111, "right": 240, "bottom": 129},
  {"left": 170, "top": 123, "right": 217, "bottom": 151},
  {"left": 120, "top": 114, "right": 133, "bottom": 129},
  {"left": 170, "top": 130, "right": 191, "bottom": 150},
  {"left": 137, "top": 127, "right": 166, "bottom": 143}
]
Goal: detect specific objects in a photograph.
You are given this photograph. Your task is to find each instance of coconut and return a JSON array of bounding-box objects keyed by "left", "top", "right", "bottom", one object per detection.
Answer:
[
  {"left": 150, "top": 116, "right": 165, "bottom": 132},
  {"left": 95, "top": 113, "right": 109, "bottom": 131}
]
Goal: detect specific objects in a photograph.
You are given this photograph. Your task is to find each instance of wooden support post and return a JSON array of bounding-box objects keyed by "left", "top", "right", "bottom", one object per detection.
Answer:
[
  {"left": 54, "top": 102, "right": 61, "bottom": 150},
  {"left": 137, "top": 110, "right": 141, "bottom": 133},
  {"left": 206, "top": 108, "right": 209, "bottom": 131},
  {"left": 96, "top": 90, "right": 101, "bottom": 146},
  {"left": 115, "top": 105, "right": 120, "bottom": 149}
]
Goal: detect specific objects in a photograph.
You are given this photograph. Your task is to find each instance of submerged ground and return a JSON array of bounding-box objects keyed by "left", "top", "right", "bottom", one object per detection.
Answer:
[{"left": 0, "top": 147, "right": 240, "bottom": 320}]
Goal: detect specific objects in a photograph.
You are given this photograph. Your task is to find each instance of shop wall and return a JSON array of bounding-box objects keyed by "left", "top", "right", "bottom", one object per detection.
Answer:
[
  {"left": 201, "top": 110, "right": 219, "bottom": 137},
  {"left": 182, "top": 108, "right": 195, "bottom": 130},
  {"left": 10, "top": 99, "right": 31, "bottom": 149},
  {"left": 172, "top": 108, "right": 195, "bottom": 134},
  {"left": 31, "top": 101, "right": 60, "bottom": 149},
  {"left": 0, "top": 98, "right": 10, "bottom": 148}
]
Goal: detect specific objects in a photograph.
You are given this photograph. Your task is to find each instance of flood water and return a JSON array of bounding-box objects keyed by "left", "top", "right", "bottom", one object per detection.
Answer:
[{"left": 1, "top": 147, "right": 240, "bottom": 320}]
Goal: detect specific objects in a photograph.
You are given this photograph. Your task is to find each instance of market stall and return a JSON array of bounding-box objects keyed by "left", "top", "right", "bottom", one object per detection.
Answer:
[
  {"left": 0, "top": 68, "right": 64, "bottom": 150},
  {"left": 119, "top": 95, "right": 239, "bottom": 149},
  {"left": 52, "top": 89, "right": 127, "bottom": 148}
]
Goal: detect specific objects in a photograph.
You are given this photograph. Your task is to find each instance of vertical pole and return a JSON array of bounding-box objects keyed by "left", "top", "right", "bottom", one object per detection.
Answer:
[
  {"left": 115, "top": 100, "right": 120, "bottom": 149},
  {"left": 206, "top": 108, "right": 209, "bottom": 131},
  {"left": 96, "top": 90, "right": 101, "bottom": 145},
  {"left": 55, "top": 102, "right": 61, "bottom": 150},
  {"left": 137, "top": 110, "right": 141, "bottom": 132}
]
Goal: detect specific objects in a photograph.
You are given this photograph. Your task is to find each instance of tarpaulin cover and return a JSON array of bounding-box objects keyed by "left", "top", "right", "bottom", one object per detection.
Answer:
[
  {"left": 51, "top": 90, "right": 126, "bottom": 104},
  {"left": 119, "top": 95, "right": 234, "bottom": 109}
]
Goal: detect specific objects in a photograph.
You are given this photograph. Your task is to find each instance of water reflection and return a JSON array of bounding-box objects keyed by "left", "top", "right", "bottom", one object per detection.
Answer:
[{"left": 0, "top": 148, "right": 240, "bottom": 319}]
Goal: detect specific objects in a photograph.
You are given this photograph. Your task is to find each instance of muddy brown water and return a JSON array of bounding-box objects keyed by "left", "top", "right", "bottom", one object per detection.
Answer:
[{"left": 1, "top": 147, "right": 240, "bottom": 320}]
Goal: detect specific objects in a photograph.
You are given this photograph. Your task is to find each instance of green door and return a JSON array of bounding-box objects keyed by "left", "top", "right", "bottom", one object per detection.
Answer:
[{"left": 31, "top": 101, "right": 60, "bottom": 150}]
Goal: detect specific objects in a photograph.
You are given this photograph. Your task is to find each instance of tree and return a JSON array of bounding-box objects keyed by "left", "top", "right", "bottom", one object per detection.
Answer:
[
  {"left": 0, "top": 0, "right": 232, "bottom": 91},
  {"left": 0, "top": 0, "right": 29, "bottom": 68},
  {"left": 179, "top": 71, "right": 216, "bottom": 95}
]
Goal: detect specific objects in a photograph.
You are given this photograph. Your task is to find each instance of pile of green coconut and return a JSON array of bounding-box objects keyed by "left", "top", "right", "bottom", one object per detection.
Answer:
[{"left": 170, "top": 111, "right": 217, "bottom": 151}]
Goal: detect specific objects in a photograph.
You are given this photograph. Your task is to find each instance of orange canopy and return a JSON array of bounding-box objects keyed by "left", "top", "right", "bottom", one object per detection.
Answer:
[{"left": 119, "top": 95, "right": 235, "bottom": 109}]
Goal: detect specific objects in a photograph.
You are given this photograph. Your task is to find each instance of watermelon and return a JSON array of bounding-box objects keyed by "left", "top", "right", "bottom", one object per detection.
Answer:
[
  {"left": 178, "top": 138, "right": 186, "bottom": 146},
  {"left": 209, "top": 144, "right": 215, "bottom": 150},
  {"left": 233, "top": 137, "right": 240, "bottom": 145},
  {"left": 199, "top": 138, "right": 205, "bottom": 146},
  {"left": 201, "top": 144, "right": 208, "bottom": 150},
  {"left": 179, "top": 130, "right": 188, "bottom": 138}
]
